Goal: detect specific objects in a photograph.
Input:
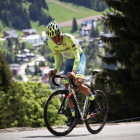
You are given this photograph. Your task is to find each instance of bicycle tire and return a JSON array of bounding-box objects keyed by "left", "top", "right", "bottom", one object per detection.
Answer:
[
  {"left": 85, "top": 90, "right": 108, "bottom": 134},
  {"left": 44, "top": 90, "right": 78, "bottom": 136}
]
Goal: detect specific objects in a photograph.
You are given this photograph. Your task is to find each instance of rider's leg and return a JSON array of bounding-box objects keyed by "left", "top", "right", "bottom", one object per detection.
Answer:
[
  {"left": 75, "top": 77, "right": 95, "bottom": 114},
  {"left": 74, "top": 78, "right": 95, "bottom": 100}
]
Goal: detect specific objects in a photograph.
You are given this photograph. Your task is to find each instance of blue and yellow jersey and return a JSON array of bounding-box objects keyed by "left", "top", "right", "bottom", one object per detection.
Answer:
[{"left": 47, "top": 33, "right": 83, "bottom": 71}]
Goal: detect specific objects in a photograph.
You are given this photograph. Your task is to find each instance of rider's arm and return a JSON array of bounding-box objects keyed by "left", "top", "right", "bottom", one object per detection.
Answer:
[
  {"left": 48, "top": 42, "right": 61, "bottom": 71},
  {"left": 71, "top": 45, "right": 80, "bottom": 71}
]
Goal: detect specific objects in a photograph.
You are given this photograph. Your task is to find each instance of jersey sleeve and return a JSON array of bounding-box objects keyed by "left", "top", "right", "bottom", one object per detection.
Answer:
[
  {"left": 48, "top": 41, "right": 61, "bottom": 71},
  {"left": 71, "top": 44, "right": 80, "bottom": 71}
]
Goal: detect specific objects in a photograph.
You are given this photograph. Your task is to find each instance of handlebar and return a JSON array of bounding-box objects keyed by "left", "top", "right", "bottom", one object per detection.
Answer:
[{"left": 52, "top": 75, "right": 79, "bottom": 88}]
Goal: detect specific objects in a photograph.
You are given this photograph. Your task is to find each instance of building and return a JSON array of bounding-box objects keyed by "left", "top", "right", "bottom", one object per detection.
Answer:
[
  {"left": 26, "top": 34, "right": 42, "bottom": 44},
  {"left": 80, "top": 26, "right": 91, "bottom": 36},
  {"left": 42, "top": 31, "right": 49, "bottom": 41},
  {"left": 4, "top": 30, "right": 19, "bottom": 41},
  {"left": 10, "top": 64, "right": 20, "bottom": 76},
  {"left": 22, "top": 29, "right": 37, "bottom": 37},
  {"left": 40, "top": 66, "right": 53, "bottom": 85},
  {"left": 79, "top": 19, "right": 97, "bottom": 36},
  {"left": 22, "top": 49, "right": 30, "bottom": 53}
]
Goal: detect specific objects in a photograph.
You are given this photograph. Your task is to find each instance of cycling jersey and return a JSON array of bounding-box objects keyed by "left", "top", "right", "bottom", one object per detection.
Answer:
[{"left": 47, "top": 33, "right": 83, "bottom": 71}]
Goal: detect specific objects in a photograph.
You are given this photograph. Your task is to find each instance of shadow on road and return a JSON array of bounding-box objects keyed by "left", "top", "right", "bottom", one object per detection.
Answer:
[{"left": 23, "top": 134, "right": 91, "bottom": 138}]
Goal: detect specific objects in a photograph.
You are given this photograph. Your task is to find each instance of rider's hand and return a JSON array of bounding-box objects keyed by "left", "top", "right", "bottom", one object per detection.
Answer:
[
  {"left": 49, "top": 69, "right": 57, "bottom": 78},
  {"left": 67, "top": 70, "right": 76, "bottom": 79}
]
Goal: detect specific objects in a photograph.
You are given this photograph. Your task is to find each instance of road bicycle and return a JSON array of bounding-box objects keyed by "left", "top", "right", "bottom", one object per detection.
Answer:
[{"left": 44, "top": 70, "right": 108, "bottom": 136}]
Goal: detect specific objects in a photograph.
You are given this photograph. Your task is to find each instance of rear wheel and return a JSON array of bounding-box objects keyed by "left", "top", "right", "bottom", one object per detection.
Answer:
[
  {"left": 44, "top": 90, "right": 78, "bottom": 136},
  {"left": 85, "top": 90, "right": 108, "bottom": 134}
]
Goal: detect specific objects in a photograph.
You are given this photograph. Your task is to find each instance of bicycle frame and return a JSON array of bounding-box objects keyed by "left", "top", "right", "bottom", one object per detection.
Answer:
[{"left": 58, "top": 75, "right": 95, "bottom": 121}]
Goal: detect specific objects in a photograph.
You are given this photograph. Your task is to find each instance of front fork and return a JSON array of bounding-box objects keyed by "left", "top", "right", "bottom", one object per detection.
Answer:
[{"left": 58, "top": 89, "right": 70, "bottom": 114}]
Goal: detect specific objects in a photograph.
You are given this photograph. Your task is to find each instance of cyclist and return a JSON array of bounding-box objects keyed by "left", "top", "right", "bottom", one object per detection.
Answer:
[{"left": 46, "top": 20, "right": 95, "bottom": 126}]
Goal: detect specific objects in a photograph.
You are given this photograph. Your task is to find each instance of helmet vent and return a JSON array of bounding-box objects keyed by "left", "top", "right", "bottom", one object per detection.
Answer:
[{"left": 52, "top": 31, "right": 54, "bottom": 36}]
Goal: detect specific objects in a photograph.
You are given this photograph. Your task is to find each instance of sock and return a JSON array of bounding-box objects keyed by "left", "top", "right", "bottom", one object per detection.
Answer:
[
  {"left": 70, "top": 107, "right": 75, "bottom": 117},
  {"left": 88, "top": 92, "right": 95, "bottom": 101}
]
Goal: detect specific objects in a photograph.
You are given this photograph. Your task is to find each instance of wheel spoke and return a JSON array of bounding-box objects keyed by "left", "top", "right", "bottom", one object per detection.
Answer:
[
  {"left": 44, "top": 90, "right": 78, "bottom": 136},
  {"left": 85, "top": 90, "right": 108, "bottom": 134}
]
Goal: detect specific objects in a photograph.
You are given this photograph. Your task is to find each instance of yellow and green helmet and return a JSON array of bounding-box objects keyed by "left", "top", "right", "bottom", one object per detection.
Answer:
[{"left": 46, "top": 20, "right": 60, "bottom": 38}]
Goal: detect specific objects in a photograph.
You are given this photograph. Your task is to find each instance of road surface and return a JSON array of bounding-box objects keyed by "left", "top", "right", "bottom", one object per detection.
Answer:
[{"left": 0, "top": 122, "right": 140, "bottom": 140}]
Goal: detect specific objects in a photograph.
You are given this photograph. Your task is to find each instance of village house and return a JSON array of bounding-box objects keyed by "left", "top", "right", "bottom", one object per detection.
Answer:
[
  {"left": 26, "top": 34, "right": 44, "bottom": 47},
  {"left": 10, "top": 64, "right": 20, "bottom": 76},
  {"left": 40, "top": 66, "right": 53, "bottom": 85},
  {"left": 42, "top": 31, "right": 49, "bottom": 41},
  {"left": 26, "top": 34, "right": 41, "bottom": 44},
  {"left": 4, "top": 30, "right": 19, "bottom": 41},
  {"left": 79, "top": 19, "right": 97, "bottom": 37},
  {"left": 16, "top": 52, "right": 35, "bottom": 63},
  {"left": 22, "top": 29, "right": 37, "bottom": 37},
  {"left": 22, "top": 49, "right": 30, "bottom": 53}
]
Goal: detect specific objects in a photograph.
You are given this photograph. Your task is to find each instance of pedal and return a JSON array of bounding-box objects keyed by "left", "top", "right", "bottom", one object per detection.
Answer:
[{"left": 87, "top": 112, "right": 98, "bottom": 119}]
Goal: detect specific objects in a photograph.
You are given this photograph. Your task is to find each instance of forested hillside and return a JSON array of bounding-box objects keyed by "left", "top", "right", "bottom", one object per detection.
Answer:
[
  {"left": 0, "top": 0, "right": 53, "bottom": 30},
  {"left": 59, "top": 0, "right": 107, "bottom": 11}
]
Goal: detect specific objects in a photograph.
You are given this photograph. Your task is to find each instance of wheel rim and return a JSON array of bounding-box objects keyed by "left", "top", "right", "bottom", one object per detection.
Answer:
[
  {"left": 86, "top": 91, "right": 108, "bottom": 132},
  {"left": 44, "top": 91, "right": 75, "bottom": 135}
]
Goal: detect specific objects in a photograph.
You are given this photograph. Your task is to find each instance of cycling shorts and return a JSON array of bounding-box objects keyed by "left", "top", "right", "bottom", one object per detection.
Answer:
[{"left": 63, "top": 52, "right": 86, "bottom": 84}]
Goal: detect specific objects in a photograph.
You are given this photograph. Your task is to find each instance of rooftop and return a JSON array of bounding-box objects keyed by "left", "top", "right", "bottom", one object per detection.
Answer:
[{"left": 22, "top": 29, "right": 37, "bottom": 34}]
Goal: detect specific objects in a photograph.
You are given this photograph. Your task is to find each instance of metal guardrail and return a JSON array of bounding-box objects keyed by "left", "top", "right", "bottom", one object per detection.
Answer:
[{"left": 107, "top": 117, "right": 140, "bottom": 123}]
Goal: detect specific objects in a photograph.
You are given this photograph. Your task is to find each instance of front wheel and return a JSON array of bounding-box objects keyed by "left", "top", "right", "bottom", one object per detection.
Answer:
[
  {"left": 44, "top": 90, "right": 78, "bottom": 136},
  {"left": 85, "top": 90, "right": 108, "bottom": 134}
]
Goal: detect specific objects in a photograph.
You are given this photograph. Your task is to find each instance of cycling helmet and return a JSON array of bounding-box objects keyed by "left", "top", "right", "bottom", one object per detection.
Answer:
[{"left": 46, "top": 20, "right": 60, "bottom": 38}]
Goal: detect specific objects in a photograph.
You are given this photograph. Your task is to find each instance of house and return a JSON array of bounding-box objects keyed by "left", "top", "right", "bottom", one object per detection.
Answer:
[
  {"left": 4, "top": 30, "right": 19, "bottom": 41},
  {"left": 42, "top": 31, "right": 49, "bottom": 41},
  {"left": 79, "top": 19, "right": 97, "bottom": 37},
  {"left": 10, "top": 64, "right": 20, "bottom": 76},
  {"left": 33, "top": 41, "right": 44, "bottom": 48},
  {"left": 28, "top": 66, "right": 35, "bottom": 75},
  {"left": 36, "top": 57, "right": 46, "bottom": 65},
  {"left": 22, "top": 49, "right": 30, "bottom": 53},
  {"left": 25, "top": 53, "right": 35, "bottom": 60},
  {"left": 40, "top": 66, "right": 53, "bottom": 84},
  {"left": 80, "top": 26, "right": 91, "bottom": 36},
  {"left": 16, "top": 54, "right": 26, "bottom": 61},
  {"left": 26, "top": 34, "right": 42, "bottom": 44},
  {"left": 22, "top": 29, "right": 37, "bottom": 37}
]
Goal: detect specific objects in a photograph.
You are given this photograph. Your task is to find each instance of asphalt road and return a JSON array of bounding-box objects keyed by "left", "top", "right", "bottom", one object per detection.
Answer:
[{"left": 0, "top": 122, "right": 140, "bottom": 140}]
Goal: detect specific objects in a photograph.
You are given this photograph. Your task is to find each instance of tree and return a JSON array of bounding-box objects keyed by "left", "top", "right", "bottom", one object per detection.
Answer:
[
  {"left": 60, "top": 0, "right": 107, "bottom": 11},
  {"left": 34, "top": 62, "right": 40, "bottom": 75},
  {"left": 0, "top": 51, "right": 12, "bottom": 93},
  {"left": 0, "top": 81, "right": 67, "bottom": 128},
  {"left": 90, "top": 24, "right": 96, "bottom": 37},
  {"left": 97, "top": 0, "right": 140, "bottom": 120},
  {"left": 0, "top": 0, "right": 32, "bottom": 29},
  {"left": 72, "top": 18, "right": 78, "bottom": 31}
]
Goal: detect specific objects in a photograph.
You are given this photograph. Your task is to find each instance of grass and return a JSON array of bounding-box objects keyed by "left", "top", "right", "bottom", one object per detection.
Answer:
[{"left": 47, "top": 2, "right": 103, "bottom": 22}]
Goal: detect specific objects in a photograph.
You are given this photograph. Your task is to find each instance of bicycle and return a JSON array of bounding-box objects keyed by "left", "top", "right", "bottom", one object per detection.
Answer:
[{"left": 44, "top": 70, "right": 108, "bottom": 136}]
